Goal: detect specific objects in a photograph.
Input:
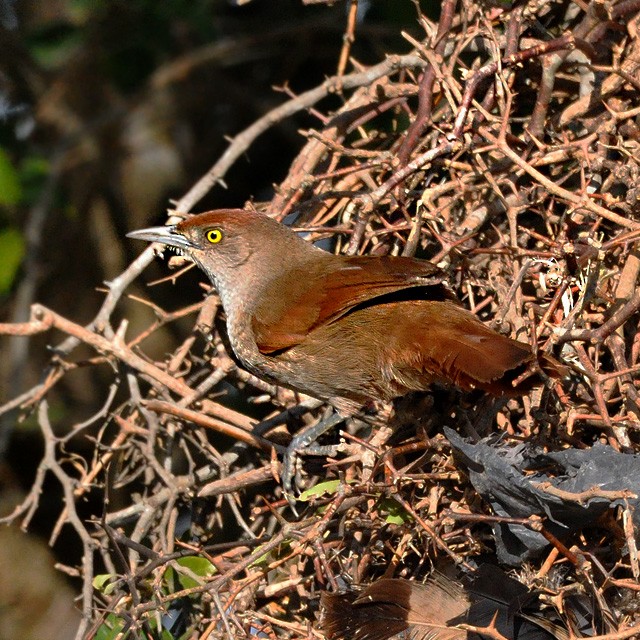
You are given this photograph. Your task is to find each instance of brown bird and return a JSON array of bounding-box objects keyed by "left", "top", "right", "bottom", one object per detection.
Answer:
[
  {"left": 319, "top": 566, "right": 571, "bottom": 640},
  {"left": 128, "top": 209, "right": 561, "bottom": 491}
]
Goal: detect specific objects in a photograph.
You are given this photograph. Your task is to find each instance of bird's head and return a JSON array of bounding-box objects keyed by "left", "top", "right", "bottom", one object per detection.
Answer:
[{"left": 128, "top": 208, "right": 320, "bottom": 298}]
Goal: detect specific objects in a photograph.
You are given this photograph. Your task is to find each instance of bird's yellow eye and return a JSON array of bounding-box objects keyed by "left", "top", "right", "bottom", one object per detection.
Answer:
[{"left": 206, "top": 228, "right": 223, "bottom": 244}]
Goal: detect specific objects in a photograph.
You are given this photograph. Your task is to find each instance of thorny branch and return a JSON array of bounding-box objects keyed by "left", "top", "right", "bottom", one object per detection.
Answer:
[{"left": 1, "top": 1, "right": 640, "bottom": 638}]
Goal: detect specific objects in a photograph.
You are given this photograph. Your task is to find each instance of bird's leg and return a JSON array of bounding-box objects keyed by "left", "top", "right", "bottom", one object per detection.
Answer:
[
  {"left": 252, "top": 397, "right": 324, "bottom": 436},
  {"left": 282, "top": 411, "right": 347, "bottom": 504}
]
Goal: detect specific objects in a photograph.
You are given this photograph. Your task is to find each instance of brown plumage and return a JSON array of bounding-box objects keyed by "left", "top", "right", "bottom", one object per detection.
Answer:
[
  {"left": 128, "top": 209, "right": 563, "bottom": 415},
  {"left": 320, "top": 576, "right": 468, "bottom": 640},
  {"left": 319, "top": 568, "right": 570, "bottom": 640}
]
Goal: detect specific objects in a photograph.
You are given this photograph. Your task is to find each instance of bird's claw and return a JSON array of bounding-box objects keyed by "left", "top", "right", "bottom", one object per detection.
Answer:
[{"left": 281, "top": 412, "right": 346, "bottom": 514}]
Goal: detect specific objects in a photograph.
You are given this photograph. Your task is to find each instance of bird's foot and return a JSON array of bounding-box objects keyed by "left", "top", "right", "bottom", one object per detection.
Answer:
[{"left": 282, "top": 412, "right": 346, "bottom": 513}]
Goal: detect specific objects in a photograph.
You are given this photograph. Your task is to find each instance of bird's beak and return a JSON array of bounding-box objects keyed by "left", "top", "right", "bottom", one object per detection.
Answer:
[{"left": 127, "top": 225, "right": 198, "bottom": 251}]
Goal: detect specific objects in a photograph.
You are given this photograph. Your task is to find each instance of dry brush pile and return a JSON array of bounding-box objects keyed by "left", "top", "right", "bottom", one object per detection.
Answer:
[{"left": 1, "top": 1, "right": 640, "bottom": 638}]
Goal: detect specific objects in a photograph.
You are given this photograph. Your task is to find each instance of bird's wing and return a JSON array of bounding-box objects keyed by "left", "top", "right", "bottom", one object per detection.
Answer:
[
  {"left": 252, "top": 255, "right": 452, "bottom": 354},
  {"left": 320, "top": 576, "right": 468, "bottom": 640}
]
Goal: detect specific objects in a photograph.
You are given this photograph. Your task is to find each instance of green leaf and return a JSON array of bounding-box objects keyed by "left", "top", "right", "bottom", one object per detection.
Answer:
[
  {"left": 298, "top": 479, "right": 344, "bottom": 502},
  {"left": 0, "top": 227, "right": 25, "bottom": 295},
  {"left": 94, "top": 613, "right": 125, "bottom": 640},
  {"left": 175, "top": 555, "right": 216, "bottom": 589},
  {"left": 378, "top": 498, "right": 412, "bottom": 525},
  {"left": 93, "top": 573, "right": 119, "bottom": 595},
  {"left": 248, "top": 549, "right": 271, "bottom": 569},
  {"left": 163, "top": 565, "right": 177, "bottom": 592},
  {"left": 0, "top": 148, "right": 22, "bottom": 205},
  {"left": 176, "top": 555, "right": 216, "bottom": 577}
]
